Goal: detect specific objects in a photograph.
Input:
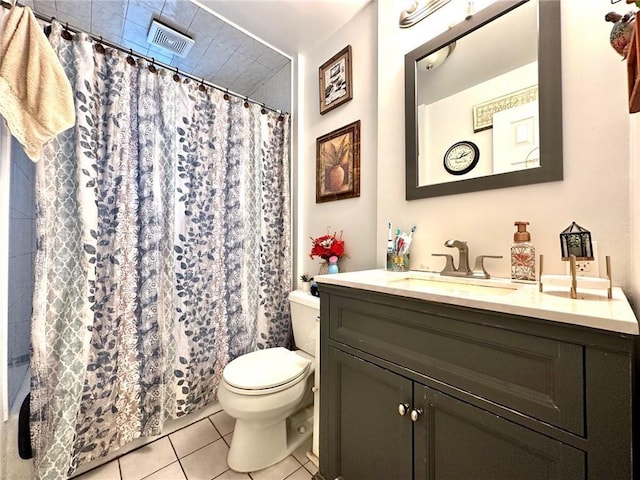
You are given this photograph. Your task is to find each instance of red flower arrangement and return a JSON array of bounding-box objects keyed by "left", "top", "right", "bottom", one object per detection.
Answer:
[{"left": 310, "top": 231, "right": 346, "bottom": 261}]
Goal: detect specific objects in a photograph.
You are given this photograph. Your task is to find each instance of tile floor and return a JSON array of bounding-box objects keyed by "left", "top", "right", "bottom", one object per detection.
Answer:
[{"left": 72, "top": 410, "right": 318, "bottom": 480}]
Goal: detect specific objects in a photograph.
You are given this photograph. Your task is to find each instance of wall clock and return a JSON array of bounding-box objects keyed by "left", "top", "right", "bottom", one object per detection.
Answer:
[{"left": 443, "top": 140, "right": 479, "bottom": 175}]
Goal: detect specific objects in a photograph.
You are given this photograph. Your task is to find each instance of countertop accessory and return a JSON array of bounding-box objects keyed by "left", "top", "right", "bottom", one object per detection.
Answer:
[
  {"left": 511, "top": 221, "right": 535, "bottom": 282},
  {"left": 443, "top": 140, "right": 479, "bottom": 175},
  {"left": 328, "top": 256, "right": 339, "bottom": 274},
  {"left": 387, "top": 225, "right": 416, "bottom": 272},
  {"left": 310, "top": 229, "right": 346, "bottom": 274},
  {"left": 539, "top": 254, "right": 613, "bottom": 300},
  {"left": 560, "top": 222, "right": 593, "bottom": 261}
]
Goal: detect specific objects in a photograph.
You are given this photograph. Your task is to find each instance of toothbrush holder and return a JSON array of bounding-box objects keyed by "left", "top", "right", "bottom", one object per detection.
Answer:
[{"left": 387, "top": 252, "right": 410, "bottom": 272}]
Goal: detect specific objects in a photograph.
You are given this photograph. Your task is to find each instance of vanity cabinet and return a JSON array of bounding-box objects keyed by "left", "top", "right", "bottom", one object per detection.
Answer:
[{"left": 318, "top": 285, "right": 636, "bottom": 480}]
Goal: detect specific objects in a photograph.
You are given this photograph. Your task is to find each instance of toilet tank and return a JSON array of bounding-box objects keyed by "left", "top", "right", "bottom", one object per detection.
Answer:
[{"left": 288, "top": 290, "right": 320, "bottom": 357}]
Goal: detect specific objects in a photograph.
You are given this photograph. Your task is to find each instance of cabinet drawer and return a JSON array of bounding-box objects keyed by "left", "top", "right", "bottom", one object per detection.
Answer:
[{"left": 328, "top": 293, "right": 584, "bottom": 436}]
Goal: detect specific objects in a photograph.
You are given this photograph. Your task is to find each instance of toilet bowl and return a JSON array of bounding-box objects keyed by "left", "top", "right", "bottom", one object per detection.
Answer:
[{"left": 217, "top": 290, "right": 320, "bottom": 473}]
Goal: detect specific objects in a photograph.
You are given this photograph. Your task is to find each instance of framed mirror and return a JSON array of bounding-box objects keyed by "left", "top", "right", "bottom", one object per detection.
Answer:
[{"left": 405, "top": 0, "right": 562, "bottom": 199}]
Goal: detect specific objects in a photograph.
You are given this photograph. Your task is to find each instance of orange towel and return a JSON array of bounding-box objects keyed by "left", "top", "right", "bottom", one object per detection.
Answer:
[{"left": 0, "top": 5, "right": 75, "bottom": 161}]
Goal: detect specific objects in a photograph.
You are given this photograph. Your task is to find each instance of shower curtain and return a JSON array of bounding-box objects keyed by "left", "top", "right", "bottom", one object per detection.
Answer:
[{"left": 30, "top": 22, "right": 291, "bottom": 479}]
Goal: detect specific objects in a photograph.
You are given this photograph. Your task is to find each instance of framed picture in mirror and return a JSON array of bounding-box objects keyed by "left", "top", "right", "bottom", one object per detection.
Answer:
[
  {"left": 319, "top": 45, "right": 353, "bottom": 114},
  {"left": 316, "top": 120, "right": 361, "bottom": 203}
]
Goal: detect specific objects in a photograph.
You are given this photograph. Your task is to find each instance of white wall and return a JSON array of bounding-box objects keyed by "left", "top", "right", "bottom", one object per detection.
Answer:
[
  {"left": 298, "top": 2, "right": 378, "bottom": 280},
  {"left": 375, "top": 0, "right": 634, "bottom": 299}
]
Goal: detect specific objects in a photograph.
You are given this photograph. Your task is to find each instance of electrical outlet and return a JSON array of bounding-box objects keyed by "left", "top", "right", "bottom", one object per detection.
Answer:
[{"left": 565, "top": 241, "right": 599, "bottom": 277}]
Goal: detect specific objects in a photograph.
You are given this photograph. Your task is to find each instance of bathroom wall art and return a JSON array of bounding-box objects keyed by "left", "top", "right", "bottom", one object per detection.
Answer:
[
  {"left": 316, "top": 120, "right": 361, "bottom": 203},
  {"left": 319, "top": 45, "right": 352, "bottom": 114}
]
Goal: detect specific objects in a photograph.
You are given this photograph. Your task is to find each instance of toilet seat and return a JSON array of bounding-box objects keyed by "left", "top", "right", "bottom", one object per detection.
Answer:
[{"left": 223, "top": 347, "right": 311, "bottom": 395}]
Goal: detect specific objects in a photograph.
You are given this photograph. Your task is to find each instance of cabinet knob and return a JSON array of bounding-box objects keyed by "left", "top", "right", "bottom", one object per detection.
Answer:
[
  {"left": 410, "top": 408, "right": 422, "bottom": 422},
  {"left": 397, "top": 403, "right": 410, "bottom": 416}
]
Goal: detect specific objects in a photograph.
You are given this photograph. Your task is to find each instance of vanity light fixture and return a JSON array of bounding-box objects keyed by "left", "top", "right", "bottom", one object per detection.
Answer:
[
  {"left": 399, "top": 0, "right": 452, "bottom": 28},
  {"left": 560, "top": 222, "right": 594, "bottom": 261},
  {"left": 417, "top": 43, "right": 455, "bottom": 70}
]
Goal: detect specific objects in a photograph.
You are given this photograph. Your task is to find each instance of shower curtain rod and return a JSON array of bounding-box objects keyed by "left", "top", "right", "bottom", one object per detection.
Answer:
[{"left": 1, "top": 0, "right": 288, "bottom": 118}]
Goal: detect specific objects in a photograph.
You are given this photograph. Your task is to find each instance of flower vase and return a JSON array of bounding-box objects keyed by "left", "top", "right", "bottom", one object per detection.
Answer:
[
  {"left": 328, "top": 255, "right": 339, "bottom": 274},
  {"left": 301, "top": 281, "right": 311, "bottom": 293}
]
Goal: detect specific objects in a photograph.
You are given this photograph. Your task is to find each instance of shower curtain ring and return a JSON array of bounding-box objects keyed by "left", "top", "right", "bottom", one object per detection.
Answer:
[
  {"left": 243, "top": 97, "right": 250, "bottom": 108},
  {"left": 126, "top": 49, "right": 136, "bottom": 66},
  {"left": 198, "top": 78, "right": 206, "bottom": 92},
  {"left": 260, "top": 104, "right": 267, "bottom": 115},
  {"left": 223, "top": 89, "right": 230, "bottom": 101},
  {"left": 95, "top": 36, "right": 105, "bottom": 54},
  {"left": 173, "top": 68, "right": 180, "bottom": 82},
  {"left": 148, "top": 58, "right": 157, "bottom": 74},
  {"left": 61, "top": 21, "right": 72, "bottom": 41}
]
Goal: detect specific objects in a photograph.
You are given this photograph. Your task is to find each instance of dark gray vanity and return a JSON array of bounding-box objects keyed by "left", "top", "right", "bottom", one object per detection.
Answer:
[{"left": 317, "top": 275, "right": 638, "bottom": 480}]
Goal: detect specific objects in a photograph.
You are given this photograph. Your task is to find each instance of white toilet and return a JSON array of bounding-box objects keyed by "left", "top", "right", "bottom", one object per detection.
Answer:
[{"left": 217, "top": 290, "right": 320, "bottom": 472}]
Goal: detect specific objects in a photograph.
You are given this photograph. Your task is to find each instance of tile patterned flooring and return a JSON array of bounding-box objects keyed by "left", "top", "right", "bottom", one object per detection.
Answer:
[{"left": 72, "top": 410, "right": 318, "bottom": 480}]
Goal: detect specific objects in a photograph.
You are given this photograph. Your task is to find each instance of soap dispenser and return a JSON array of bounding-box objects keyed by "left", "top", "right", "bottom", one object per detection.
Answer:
[{"left": 511, "top": 221, "right": 535, "bottom": 282}]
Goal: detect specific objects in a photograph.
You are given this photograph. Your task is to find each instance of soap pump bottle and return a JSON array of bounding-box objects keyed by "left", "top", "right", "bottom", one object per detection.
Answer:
[{"left": 511, "top": 221, "right": 535, "bottom": 282}]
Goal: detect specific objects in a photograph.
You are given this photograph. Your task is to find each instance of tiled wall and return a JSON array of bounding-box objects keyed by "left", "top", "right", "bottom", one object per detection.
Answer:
[
  {"left": 7, "top": 137, "right": 35, "bottom": 370},
  {"left": 251, "top": 61, "right": 291, "bottom": 113}
]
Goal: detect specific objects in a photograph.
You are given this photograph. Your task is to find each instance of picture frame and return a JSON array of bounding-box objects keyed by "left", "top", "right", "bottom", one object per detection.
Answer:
[
  {"left": 316, "top": 120, "right": 361, "bottom": 203},
  {"left": 319, "top": 45, "right": 353, "bottom": 115},
  {"left": 472, "top": 85, "right": 538, "bottom": 133}
]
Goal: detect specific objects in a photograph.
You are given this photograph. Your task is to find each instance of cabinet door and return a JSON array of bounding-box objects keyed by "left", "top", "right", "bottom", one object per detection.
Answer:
[
  {"left": 322, "top": 347, "right": 413, "bottom": 480},
  {"left": 413, "top": 385, "right": 585, "bottom": 480}
]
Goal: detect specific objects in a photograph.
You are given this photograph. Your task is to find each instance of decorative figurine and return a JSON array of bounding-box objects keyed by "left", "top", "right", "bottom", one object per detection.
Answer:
[{"left": 605, "top": 11, "right": 636, "bottom": 59}]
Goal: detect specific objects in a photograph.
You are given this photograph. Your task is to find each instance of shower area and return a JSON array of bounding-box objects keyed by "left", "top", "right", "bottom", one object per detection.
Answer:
[
  {"left": 6, "top": 135, "right": 34, "bottom": 418},
  {"left": 0, "top": 2, "right": 294, "bottom": 477}
]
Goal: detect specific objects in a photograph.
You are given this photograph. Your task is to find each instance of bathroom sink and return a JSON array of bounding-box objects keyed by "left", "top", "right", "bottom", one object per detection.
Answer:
[{"left": 388, "top": 272, "right": 521, "bottom": 296}]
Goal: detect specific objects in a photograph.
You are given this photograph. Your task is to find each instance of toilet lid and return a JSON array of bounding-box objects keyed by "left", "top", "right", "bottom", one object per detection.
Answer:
[{"left": 223, "top": 347, "right": 311, "bottom": 390}]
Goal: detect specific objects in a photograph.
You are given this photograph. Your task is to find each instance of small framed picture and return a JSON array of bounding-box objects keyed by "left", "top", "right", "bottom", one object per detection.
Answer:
[
  {"left": 316, "top": 120, "right": 361, "bottom": 203},
  {"left": 319, "top": 45, "right": 353, "bottom": 115}
]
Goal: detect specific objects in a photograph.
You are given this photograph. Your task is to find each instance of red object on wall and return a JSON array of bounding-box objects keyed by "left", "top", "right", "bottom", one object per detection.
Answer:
[{"left": 628, "top": 12, "right": 640, "bottom": 113}]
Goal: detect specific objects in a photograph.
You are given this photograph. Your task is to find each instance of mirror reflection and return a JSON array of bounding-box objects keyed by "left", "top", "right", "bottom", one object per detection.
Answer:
[
  {"left": 405, "top": 0, "right": 563, "bottom": 199},
  {"left": 417, "top": 0, "right": 538, "bottom": 186}
]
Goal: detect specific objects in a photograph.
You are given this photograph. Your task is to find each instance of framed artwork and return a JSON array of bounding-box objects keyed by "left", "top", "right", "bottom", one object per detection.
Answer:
[
  {"left": 316, "top": 120, "right": 361, "bottom": 203},
  {"left": 472, "top": 85, "right": 538, "bottom": 133},
  {"left": 319, "top": 45, "right": 353, "bottom": 115}
]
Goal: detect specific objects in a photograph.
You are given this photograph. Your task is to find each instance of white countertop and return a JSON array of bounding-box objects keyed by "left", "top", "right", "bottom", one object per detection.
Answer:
[{"left": 314, "top": 269, "right": 640, "bottom": 335}]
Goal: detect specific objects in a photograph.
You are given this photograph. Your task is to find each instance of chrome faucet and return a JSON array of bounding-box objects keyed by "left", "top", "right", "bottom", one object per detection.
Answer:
[{"left": 432, "top": 240, "right": 502, "bottom": 279}]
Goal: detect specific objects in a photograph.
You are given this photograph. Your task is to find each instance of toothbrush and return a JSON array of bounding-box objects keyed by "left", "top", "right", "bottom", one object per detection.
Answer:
[{"left": 387, "top": 222, "right": 394, "bottom": 253}]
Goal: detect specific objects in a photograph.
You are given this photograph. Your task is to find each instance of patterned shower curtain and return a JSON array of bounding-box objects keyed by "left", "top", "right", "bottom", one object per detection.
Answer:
[{"left": 30, "top": 21, "right": 291, "bottom": 479}]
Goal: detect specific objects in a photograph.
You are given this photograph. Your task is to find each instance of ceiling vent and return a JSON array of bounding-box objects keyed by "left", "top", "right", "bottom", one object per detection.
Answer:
[{"left": 146, "top": 19, "right": 195, "bottom": 58}]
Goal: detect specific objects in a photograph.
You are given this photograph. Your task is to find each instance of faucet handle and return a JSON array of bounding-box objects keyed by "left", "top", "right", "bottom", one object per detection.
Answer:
[
  {"left": 432, "top": 253, "right": 455, "bottom": 273},
  {"left": 473, "top": 255, "right": 503, "bottom": 279}
]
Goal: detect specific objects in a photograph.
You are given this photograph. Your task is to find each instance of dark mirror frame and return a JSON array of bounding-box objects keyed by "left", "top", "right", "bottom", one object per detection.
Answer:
[{"left": 405, "top": 0, "right": 562, "bottom": 200}]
